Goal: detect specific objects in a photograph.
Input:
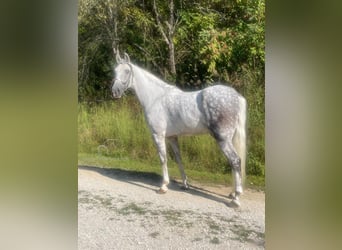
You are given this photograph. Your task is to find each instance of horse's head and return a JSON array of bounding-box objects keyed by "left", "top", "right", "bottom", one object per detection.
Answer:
[{"left": 112, "top": 52, "right": 133, "bottom": 98}]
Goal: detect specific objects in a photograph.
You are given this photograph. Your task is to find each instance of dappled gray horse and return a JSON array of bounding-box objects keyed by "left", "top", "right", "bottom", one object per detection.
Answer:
[{"left": 112, "top": 52, "right": 247, "bottom": 207}]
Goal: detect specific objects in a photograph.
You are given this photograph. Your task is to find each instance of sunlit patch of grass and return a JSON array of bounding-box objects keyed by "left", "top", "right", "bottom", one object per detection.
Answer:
[
  {"left": 118, "top": 202, "right": 147, "bottom": 215},
  {"left": 78, "top": 96, "right": 264, "bottom": 186},
  {"left": 209, "top": 237, "right": 220, "bottom": 244},
  {"left": 230, "top": 224, "right": 265, "bottom": 243},
  {"left": 78, "top": 152, "right": 264, "bottom": 190}
]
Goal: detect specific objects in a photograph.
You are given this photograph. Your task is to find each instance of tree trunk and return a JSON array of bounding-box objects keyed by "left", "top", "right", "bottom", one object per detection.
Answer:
[
  {"left": 169, "top": 42, "right": 176, "bottom": 76},
  {"left": 153, "top": 0, "right": 177, "bottom": 80},
  {"left": 168, "top": 0, "right": 176, "bottom": 77}
]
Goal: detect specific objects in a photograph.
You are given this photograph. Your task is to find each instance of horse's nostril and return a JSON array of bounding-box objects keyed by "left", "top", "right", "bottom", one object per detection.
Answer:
[{"left": 112, "top": 89, "right": 120, "bottom": 98}]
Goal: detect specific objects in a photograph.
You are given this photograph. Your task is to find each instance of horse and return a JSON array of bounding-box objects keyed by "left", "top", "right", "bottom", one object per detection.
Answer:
[{"left": 111, "top": 51, "right": 247, "bottom": 207}]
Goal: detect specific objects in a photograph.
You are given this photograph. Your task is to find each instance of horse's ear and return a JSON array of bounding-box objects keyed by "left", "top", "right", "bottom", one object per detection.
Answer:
[
  {"left": 124, "top": 53, "right": 130, "bottom": 63},
  {"left": 116, "top": 50, "right": 122, "bottom": 63}
]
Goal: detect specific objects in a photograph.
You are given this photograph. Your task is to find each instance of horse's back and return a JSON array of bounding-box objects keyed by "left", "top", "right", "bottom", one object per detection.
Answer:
[{"left": 202, "top": 84, "right": 242, "bottom": 99}]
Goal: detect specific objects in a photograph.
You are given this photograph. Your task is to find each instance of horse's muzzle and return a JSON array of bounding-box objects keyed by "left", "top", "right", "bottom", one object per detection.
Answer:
[
  {"left": 111, "top": 80, "right": 123, "bottom": 98},
  {"left": 112, "top": 89, "right": 122, "bottom": 99}
]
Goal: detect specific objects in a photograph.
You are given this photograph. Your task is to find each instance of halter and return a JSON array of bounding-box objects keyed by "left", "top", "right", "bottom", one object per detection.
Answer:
[{"left": 114, "top": 63, "right": 134, "bottom": 89}]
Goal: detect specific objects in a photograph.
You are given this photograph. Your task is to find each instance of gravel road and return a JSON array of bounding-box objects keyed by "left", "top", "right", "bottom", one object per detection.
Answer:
[{"left": 78, "top": 166, "right": 265, "bottom": 249}]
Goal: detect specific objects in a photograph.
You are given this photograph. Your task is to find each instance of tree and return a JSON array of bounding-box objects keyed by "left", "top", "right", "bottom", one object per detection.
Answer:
[
  {"left": 153, "top": 0, "right": 179, "bottom": 80},
  {"left": 78, "top": 0, "right": 265, "bottom": 177},
  {"left": 78, "top": 0, "right": 265, "bottom": 97}
]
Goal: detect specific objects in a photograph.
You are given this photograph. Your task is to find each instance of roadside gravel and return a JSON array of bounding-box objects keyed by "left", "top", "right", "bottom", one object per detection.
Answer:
[{"left": 78, "top": 166, "right": 265, "bottom": 249}]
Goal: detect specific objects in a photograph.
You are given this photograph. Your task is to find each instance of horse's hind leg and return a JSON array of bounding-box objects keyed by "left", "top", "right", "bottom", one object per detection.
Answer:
[
  {"left": 217, "top": 139, "right": 243, "bottom": 206},
  {"left": 152, "top": 133, "right": 169, "bottom": 193},
  {"left": 168, "top": 136, "right": 189, "bottom": 190}
]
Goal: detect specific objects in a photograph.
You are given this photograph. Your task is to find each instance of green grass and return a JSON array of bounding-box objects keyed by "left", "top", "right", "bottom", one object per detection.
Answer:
[
  {"left": 78, "top": 96, "right": 264, "bottom": 188},
  {"left": 78, "top": 152, "right": 229, "bottom": 184},
  {"left": 210, "top": 237, "right": 220, "bottom": 244},
  {"left": 78, "top": 98, "right": 229, "bottom": 173},
  {"left": 118, "top": 202, "right": 147, "bottom": 215},
  {"left": 78, "top": 152, "right": 264, "bottom": 190}
]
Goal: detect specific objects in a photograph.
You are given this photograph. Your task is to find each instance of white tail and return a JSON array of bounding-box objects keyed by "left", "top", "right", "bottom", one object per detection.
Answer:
[{"left": 233, "top": 96, "right": 247, "bottom": 187}]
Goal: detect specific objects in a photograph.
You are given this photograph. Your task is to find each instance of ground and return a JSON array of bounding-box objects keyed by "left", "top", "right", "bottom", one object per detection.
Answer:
[{"left": 78, "top": 166, "right": 265, "bottom": 249}]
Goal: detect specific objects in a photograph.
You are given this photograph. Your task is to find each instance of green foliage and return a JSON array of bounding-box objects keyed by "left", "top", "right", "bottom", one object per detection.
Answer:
[
  {"left": 78, "top": 76, "right": 265, "bottom": 179},
  {"left": 78, "top": 97, "right": 156, "bottom": 160},
  {"left": 78, "top": 98, "right": 227, "bottom": 173},
  {"left": 78, "top": 0, "right": 265, "bottom": 91},
  {"left": 174, "top": 0, "right": 265, "bottom": 86},
  {"left": 78, "top": 0, "right": 265, "bottom": 179}
]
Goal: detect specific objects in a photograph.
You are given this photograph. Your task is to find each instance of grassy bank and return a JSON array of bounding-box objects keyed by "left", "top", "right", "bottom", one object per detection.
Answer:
[
  {"left": 78, "top": 95, "right": 264, "bottom": 189},
  {"left": 78, "top": 153, "right": 264, "bottom": 190}
]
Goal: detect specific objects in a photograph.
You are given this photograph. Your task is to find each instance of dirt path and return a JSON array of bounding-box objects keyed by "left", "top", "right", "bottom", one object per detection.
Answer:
[{"left": 78, "top": 166, "right": 265, "bottom": 249}]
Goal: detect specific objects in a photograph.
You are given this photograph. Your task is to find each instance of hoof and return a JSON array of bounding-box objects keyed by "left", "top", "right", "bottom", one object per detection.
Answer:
[
  {"left": 230, "top": 199, "right": 241, "bottom": 208},
  {"left": 181, "top": 185, "right": 190, "bottom": 190},
  {"left": 157, "top": 188, "right": 168, "bottom": 194}
]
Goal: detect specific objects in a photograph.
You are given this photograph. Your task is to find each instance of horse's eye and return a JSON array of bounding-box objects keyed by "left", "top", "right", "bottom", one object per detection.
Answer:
[{"left": 125, "top": 69, "right": 130, "bottom": 74}]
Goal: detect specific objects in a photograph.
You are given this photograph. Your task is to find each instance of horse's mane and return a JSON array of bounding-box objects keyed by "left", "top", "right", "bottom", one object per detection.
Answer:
[{"left": 131, "top": 63, "right": 180, "bottom": 91}]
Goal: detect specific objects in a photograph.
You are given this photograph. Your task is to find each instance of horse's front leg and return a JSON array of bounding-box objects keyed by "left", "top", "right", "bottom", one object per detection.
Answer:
[{"left": 152, "top": 133, "right": 169, "bottom": 193}]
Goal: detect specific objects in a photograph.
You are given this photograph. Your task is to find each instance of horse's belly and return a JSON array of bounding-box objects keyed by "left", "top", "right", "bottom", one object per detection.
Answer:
[
  {"left": 165, "top": 112, "right": 208, "bottom": 136},
  {"left": 165, "top": 123, "right": 208, "bottom": 136},
  {"left": 179, "top": 123, "right": 208, "bottom": 135},
  {"left": 163, "top": 91, "right": 209, "bottom": 136}
]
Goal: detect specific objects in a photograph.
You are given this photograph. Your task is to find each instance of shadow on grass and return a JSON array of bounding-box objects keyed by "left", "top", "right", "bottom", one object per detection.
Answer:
[{"left": 78, "top": 165, "right": 238, "bottom": 208}]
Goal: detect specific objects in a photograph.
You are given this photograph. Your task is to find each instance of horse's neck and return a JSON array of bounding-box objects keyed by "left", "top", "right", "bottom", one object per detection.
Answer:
[{"left": 132, "top": 65, "right": 175, "bottom": 110}]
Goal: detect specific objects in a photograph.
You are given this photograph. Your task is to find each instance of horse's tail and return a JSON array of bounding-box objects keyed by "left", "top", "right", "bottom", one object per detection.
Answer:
[{"left": 233, "top": 96, "right": 247, "bottom": 187}]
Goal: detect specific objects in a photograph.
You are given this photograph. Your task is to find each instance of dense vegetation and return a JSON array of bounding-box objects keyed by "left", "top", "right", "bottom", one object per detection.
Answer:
[{"left": 78, "top": 0, "right": 265, "bottom": 180}]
